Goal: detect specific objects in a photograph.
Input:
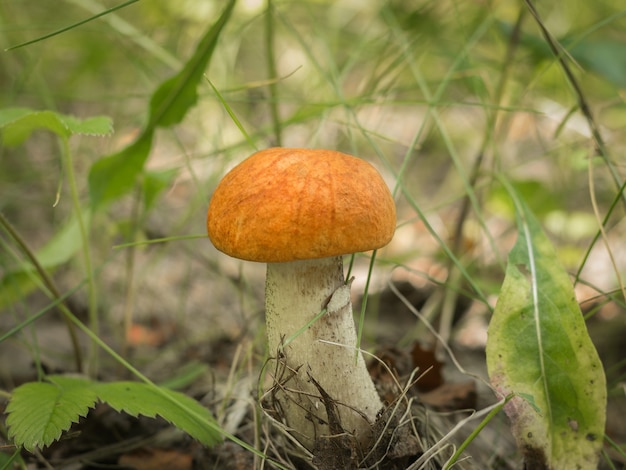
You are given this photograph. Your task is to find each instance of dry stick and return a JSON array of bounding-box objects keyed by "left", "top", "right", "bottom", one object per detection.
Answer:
[
  {"left": 438, "top": 9, "right": 526, "bottom": 352},
  {"left": 0, "top": 212, "right": 83, "bottom": 372}
]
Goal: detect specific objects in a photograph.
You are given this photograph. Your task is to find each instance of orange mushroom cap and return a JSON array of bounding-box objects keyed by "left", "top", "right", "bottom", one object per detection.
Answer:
[{"left": 207, "top": 147, "right": 396, "bottom": 263}]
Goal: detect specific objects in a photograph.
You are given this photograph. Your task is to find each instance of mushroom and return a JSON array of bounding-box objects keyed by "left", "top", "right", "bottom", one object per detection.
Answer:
[{"left": 206, "top": 147, "right": 396, "bottom": 451}]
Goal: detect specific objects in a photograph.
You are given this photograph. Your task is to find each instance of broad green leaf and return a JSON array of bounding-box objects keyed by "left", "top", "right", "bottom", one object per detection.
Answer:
[
  {"left": 497, "top": 21, "right": 626, "bottom": 89},
  {"left": 0, "top": 210, "right": 90, "bottom": 309},
  {"left": 486, "top": 195, "right": 606, "bottom": 469},
  {"left": 0, "top": 272, "right": 40, "bottom": 311},
  {"left": 569, "top": 39, "right": 626, "bottom": 89},
  {"left": 142, "top": 168, "right": 178, "bottom": 212},
  {"left": 88, "top": 133, "right": 153, "bottom": 208},
  {"left": 35, "top": 209, "right": 92, "bottom": 269},
  {"left": 147, "top": 0, "right": 236, "bottom": 128},
  {"left": 95, "top": 381, "right": 222, "bottom": 447},
  {"left": 487, "top": 179, "right": 562, "bottom": 219},
  {"left": 0, "top": 108, "right": 112, "bottom": 146},
  {"left": 6, "top": 376, "right": 98, "bottom": 452},
  {"left": 87, "top": 0, "right": 235, "bottom": 208}
]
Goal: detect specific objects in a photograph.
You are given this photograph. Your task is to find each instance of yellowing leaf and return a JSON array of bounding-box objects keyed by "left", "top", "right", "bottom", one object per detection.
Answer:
[{"left": 486, "top": 193, "right": 606, "bottom": 470}]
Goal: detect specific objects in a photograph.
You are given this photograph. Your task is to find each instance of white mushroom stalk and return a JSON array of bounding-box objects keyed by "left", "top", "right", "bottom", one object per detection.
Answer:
[{"left": 265, "top": 256, "right": 382, "bottom": 450}]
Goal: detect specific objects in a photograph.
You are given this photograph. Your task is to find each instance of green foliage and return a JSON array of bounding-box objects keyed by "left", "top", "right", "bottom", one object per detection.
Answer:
[
  {"left": 5, "top": 377, "right": 97, "bottom": 453},
  {"left": 1, "top": 1, "right": 624, "bottom": 467},
  {"left": 498, "top": 19, "right": 626, "bottom": 89},
  {"left": 0, "top": 209, "right": 90, "bottom": 309},
  {"left": 142, "top": 169, "right": 179, "bottom": 213},
  {"left": 486, "top": 187, "right": 607, "bottom": 470},
  {"left": 0, "top": 108, "right": 109, "bottom": 309},
  {"left": 6, "top": 375, "right": 222, "bottom": 452},
  {"left": 0, "top": 108, "right": 112, "bottom": 145},
  {"left": 87, "top": 0, "right": 236, "bottom": 209},
  {"left": 87, "top": 134, "right": 153, "bottom": 210}
]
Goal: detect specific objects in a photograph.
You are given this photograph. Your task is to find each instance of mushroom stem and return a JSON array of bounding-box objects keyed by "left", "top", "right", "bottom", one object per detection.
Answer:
[{"left": 265, "top": 256, "right": 382, "bottom": 450}]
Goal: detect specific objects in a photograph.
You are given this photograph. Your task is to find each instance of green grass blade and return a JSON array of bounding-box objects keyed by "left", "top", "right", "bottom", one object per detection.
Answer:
[
  {"left": 4, "top": 0, "right": 139, "bottom": 51},
  {"left": 205, "top": 77, "right": 256, "bottom": 151}
]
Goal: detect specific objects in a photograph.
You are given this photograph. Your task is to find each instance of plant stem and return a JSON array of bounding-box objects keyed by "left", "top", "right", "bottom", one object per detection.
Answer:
[
  {"left": 0, "top": 212, "right": 83, "bottom": 372},
  {"left": 60, "top": 137, "right": 98, "bottom": 375}
]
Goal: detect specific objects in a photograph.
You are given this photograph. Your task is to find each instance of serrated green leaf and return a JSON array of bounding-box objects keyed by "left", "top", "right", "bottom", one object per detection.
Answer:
[
  {"left": 2, "top": 110, "right": 69, "bottom": 144},
  {"left": 95, "top": 381, "right": 222, "bottom": 447},
  {"left": 486, "top": 193, "right": 606, "bottom": 470},
  {"left": 61, "top": 114, "right": 114, "bottom": 136},
  {"left": 6, "top": 376, "right": 98, "bottom": 452},
  {"left": 6, "top": 376, "right": 222, "bottom": 452},
  {"left": 0, "top": 107, "right": 32, "bottom": 127},
  {"left": 0, "top": 108, "right": 112, "bottom": 146}
]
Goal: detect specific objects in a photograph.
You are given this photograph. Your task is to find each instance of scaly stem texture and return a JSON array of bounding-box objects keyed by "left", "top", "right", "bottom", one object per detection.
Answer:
[{"left": 265, "top": 257, "right": 382, "bottom": 451}]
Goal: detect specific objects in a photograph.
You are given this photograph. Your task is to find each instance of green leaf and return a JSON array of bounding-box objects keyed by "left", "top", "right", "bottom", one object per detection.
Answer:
[
  {"left": 95, "top": 381, "right": 222, "bottom": 447},
  {"left": 569, "top": 39, "right": 626, "bottom": 89},
  {"left": 5, "top": 376, "right": 98, "bottom": 452},
  {"left": 497, "top": 21, "right": 626, "bottom": 89},
  {"left": 88, "top": 133, "right": 153, "bottom": 208},
  {"left": 5, "top": 376, "right": 222, "bottom": 452},
  {"left": 486, "top": 191, "right": 606, "bottom": 469},
  {"left": 0, "top": 108, "right": 112, "bottom": 146},
  {"left": 87, "top": 0, "right": 235, "bottom": 209},
  {"left": 61, "top": 115, "right": 114, "bottom": 136},
  {"left": 0, "top": 108, "right": 32, "bottom": 127},
  {"left": 147, "top": 0, "right": 236, "bottom": 128},
  {"left": 0, "top": 210, "right": 90, "bottom": 309},
  {"left": 142, "top": 168, "right": 178, "bottom": 213},
  {"left": 36, "top": 209, "right": 92, "bottom": 269},
  {"left": 487, "top": 179, "right": 562, "bottom": 219}
]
